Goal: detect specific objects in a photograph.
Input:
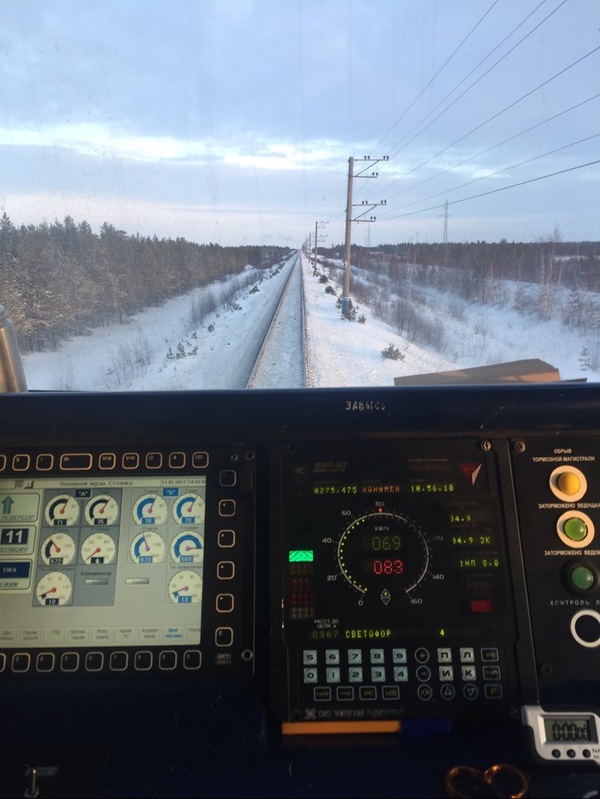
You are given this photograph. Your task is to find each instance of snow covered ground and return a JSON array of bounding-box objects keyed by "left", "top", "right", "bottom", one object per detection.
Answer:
[{"left": 21, "top": 249, "right": 598, "bottom": 392}]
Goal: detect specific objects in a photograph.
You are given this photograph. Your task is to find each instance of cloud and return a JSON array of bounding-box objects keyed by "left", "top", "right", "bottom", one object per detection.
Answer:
[
  {"left": 0, "top": 0, "right": 598, "bottom": 245},
  {"left": 0, "top": 119, "right": 353, "bottom": 171}
]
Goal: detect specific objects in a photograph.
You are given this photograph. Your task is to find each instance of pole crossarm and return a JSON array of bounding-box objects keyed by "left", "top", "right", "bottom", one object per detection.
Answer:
[
  {"left": 353, "top": 155, "right": 389, "bottom": 178},
  {"left": 353, "top": 199, "right": 387, "bottom": 222}
]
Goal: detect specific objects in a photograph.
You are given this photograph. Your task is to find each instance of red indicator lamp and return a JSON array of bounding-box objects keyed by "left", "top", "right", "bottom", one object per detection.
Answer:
[{"left": 471, "top": 598, "right": 494, "bottom": 613}]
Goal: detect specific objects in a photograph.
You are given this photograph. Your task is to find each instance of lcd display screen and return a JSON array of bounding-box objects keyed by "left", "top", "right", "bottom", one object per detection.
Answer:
[{"left": 0, "top": 475, "right": 206, "bottom": 649}]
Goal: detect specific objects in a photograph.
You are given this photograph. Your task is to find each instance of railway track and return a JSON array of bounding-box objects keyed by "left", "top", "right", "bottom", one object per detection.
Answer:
[{"left": 244, "top": 251, "right": 307, "bottom": 389}]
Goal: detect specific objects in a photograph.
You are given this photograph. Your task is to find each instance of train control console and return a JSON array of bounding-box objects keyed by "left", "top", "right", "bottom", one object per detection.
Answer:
[{"left": 1, "top": 383, "right": 600, "bottom": 797}]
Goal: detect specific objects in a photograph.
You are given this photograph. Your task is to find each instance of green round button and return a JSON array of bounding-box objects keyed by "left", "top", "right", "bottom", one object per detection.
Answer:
[
  {"left": 563, "top": 517, "right": 588, "bottom": 542},
  {"left": 570, "top": 565, "right": 595, "bottom": 591}
]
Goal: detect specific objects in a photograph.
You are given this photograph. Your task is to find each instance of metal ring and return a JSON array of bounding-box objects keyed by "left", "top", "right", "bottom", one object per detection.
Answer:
[
  {"left": 483, "top": 763, "right": 528, "bottom": 798},
  {"left": 444, "top": 765, "right": 484, "bottom": 798}
]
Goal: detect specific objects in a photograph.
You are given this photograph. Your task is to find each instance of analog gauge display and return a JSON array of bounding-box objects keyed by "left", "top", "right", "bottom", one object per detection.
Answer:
[
  {"left": 85, "top": 495, "right": 120, "bottom": 526},
  {"left": 81, "top": 532, "right": 116, "bottom": 564},
  {"left": 337, "top": 510, "right": 430, "bottom": 600},
  {"left": 44, "top": 494, "right": 79, "bottom": 527},
  {"left": 168, "top": 569, "right": 203, "bottom": 604},
  {"left": 172, "top": 493, "right": 205, "bottom": 525},
  {"left": 130, "top": 531, "right": 166, "bottom": 563},
  {"left": 40, "top": 532, "right": 76, "bottom": 565},
  {"left": 170, "top": 531, "right": 204, "bottom": 563},
  {"left": 133, "top": 494, "right": 168, "bottom": 525},
  {"left": 35, "top": 571, "right": 73, "bottom": 606}
]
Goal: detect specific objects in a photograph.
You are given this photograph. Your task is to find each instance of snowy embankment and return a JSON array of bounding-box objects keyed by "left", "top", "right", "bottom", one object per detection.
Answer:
[{"left": 22, "top": 250, "right": 598, "bottom": 391}]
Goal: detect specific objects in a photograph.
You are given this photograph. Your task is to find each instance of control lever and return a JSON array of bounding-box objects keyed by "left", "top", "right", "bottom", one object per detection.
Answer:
[
  {"left": 24, "top": 766, "right": 40, "bottom": 798},
  {"left": 0, "top": 304, "right": 27, "bottom": 392}
]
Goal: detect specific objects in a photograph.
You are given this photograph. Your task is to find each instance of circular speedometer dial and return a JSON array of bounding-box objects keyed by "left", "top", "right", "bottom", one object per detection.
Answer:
[{"left": 337, "top": 510, "right": 430, "bottom": 597}]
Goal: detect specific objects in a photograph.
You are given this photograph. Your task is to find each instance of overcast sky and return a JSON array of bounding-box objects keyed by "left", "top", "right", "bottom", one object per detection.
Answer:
[{"left": 0, "top": 0, "right": 598, "bottom": 247}]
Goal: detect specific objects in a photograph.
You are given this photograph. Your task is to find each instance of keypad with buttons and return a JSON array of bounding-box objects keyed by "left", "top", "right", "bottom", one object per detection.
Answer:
[{"left": 296, "top": 644, "right": 505, "bottom": 711}]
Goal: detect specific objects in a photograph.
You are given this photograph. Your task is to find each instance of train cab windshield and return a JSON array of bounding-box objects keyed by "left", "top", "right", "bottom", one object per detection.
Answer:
[{"left": 0, "top": 0, "right": 598, "bottom": 392}]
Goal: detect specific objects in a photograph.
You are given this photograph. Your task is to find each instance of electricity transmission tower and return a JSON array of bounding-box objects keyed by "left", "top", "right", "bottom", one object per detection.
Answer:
[{"left": 440, "top": 199, "right": 449, "bottom": 266}]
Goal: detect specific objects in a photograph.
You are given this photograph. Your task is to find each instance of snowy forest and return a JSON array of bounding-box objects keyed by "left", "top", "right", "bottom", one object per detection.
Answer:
[
  {"left": 2, "top": 211, "right": 600, "bottom": 367},
  {"left": 317, "top": 235, "right": 600, "bottom": 367},
  {"left": 0, "top": 212, "right": 290, "bottom": 352}
]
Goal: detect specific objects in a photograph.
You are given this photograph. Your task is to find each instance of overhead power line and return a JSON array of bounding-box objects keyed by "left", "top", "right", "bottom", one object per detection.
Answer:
[
  {"left": 385, "top": 0, "right": 568, "bottom": 161},
  {"left": 373, "top": 0, "right": 501, "bottom": 153},
  {"left": 383, "top": 92, "right": 600, "bottom": 204},
  {"left": 380, "top": 159, "right": 600, "bottom": 222},
  {"left": 379, "top": 43, "right": 600, "bottom": 195},
  {"left": 380, "top": 132, "right": 600, "bottom": 216}
]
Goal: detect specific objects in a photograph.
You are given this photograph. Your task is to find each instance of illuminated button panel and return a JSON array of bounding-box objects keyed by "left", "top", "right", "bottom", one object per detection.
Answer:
[
  {"left": 0, "top": 647, "right": 203, "bottom": 675},
  {"left": 549, "top": 465, "right": 596, "bottom": 551},
  {"left": 0, "top": 449, "right": 211, "bottom": 475},
  {"left": 299, "top": 644, "right": 504, "bottom": 706},
  {"left": 510, "top": 436, "right": 600, "bottom": 697}
]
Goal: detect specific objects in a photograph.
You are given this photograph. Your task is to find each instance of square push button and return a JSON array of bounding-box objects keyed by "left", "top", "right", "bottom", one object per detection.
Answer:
[
  {"left": 216, "top": 593, "right": 234, "bottom": 612},
  {"left": 217, "top": 530, "right": 235, "bottom": 547},
  {"left": 217, "top": 561, "right": 235, "bottom": 580},
  {"left": 99, "top": 453, "right": 116, "bottom": 470},
  {"left": 215, "top": 627, "right": 233, "bottom": 647},
  {"left": 219, "top": 470, "right": 237, "bottom": 487},
  {"left": 169, "top": 452, "right": 185, "bottom": 469},
  {"left": 145, "top": 452, "right": 162, "bottom": 469},
  {"left": 36, "top": 454, "right": 54, "bottom": 471},
  {"left": 192, "top": 452, "right": 209, "bottom": 468},
  {"left": 219, "top": 499, "right": 236, "bottom": 517},
  {"left": 110, "top": 651, "right": 128, "bottom": 671},
  {"left": 35, "top": 652, "right": 55, "bottom": 671}
]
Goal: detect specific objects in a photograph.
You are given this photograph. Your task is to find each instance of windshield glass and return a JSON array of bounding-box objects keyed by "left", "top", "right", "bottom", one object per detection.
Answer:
[{"left": 1, "top": 0, "right": 598, "bottom": 391}]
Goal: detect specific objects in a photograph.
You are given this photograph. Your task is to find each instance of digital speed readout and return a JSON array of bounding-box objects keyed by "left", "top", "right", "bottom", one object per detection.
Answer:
[
  {"left": 338, "top": 510, "right": 429, "bottom": 596},
  {"left": 359, "top": 534, "right": 405, "bottom": 576},
  {"left": 360, "top": 535, "right": 401, "bottom": 551}
]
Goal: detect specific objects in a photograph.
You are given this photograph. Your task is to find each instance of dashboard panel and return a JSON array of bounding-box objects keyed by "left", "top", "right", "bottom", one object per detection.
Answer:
[{"left": 1, "top": 383, "right": 600, "bottom": 797}]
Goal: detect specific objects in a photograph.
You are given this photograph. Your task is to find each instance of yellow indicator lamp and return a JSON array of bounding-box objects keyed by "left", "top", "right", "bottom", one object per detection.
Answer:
[{"left": 557, "top": 471, "right": 581, "bottom": 496}]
